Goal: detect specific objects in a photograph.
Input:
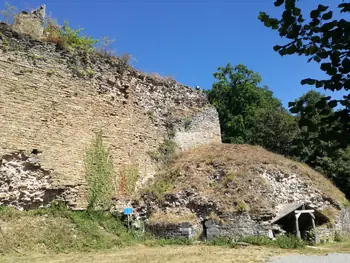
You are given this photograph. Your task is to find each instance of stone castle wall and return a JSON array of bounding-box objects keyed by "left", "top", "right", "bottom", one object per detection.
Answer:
[{"left": 0, "top": 22, "right": 221, "bottom": 209}]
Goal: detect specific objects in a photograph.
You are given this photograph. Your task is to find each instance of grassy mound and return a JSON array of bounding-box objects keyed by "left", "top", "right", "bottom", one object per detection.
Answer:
[
  {"left": 0, "top": 203, "right": 137, "bottom": 254},
  {"left": 145, "top": 143, "right": 347, "bottom": 215}
]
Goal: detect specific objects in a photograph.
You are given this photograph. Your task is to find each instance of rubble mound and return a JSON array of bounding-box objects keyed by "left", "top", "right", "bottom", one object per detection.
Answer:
[{"left": 144, "top": 143, "right": 346, "bottom": 223}]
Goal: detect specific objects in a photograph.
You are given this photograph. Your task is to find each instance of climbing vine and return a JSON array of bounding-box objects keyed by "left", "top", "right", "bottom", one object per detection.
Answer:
[{"left": 84, "top": 131, "right": 115, "bottom": 210}]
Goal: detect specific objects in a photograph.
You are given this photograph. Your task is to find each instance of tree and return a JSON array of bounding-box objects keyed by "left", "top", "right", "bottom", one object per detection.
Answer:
[
  {"left": 207, "top": 63, "right": 297, "bottom": 153},
  {"left": 259, "top": 0, "right": 350, "bottom": 148},
  {"left": 290, "top": 91, "right": 335, "bottom": 163},
  {"left": 247, "top": 107, "right": 298, "bottom": 155},
  {"left": 290, "top": 91, "right": 350, "bottom": 198},
  {"left": 322, "top": 147, "right": 350, "bottom": 198}
]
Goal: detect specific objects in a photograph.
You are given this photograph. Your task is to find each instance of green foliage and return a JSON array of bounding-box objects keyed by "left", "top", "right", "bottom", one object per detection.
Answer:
[
  {"left": 145, "top": 170, "right": 180, "bottom": 200},
  {"left": 289, "top": 91, "right": 350, "bottom": 198},
  {"left": 259, "top": 0, "right": 350, "bottom": 149},
  {"left": 235, "top": 200, "right": 249, "bottom": 213},
  {"left": 59, "top": 21, "right": 98, "bottom": 51},
  {"left": 206, "top": 236, "right": 233, "bottom": 247},
  {"left": 207, "top": 63, "right": 298, "bottom": 154},
  {"left": 0, "top": 2, "right": 17, "bottom": 24},
  {"left": 44, "top": 20, "right": 98, "bottom": 52},
  {"left": 85, "top": 131, "right": 115, "bottom": 211},
  {"left": 183, "top": 117, "right": 192, "bottom": 131},
  {"left": 274, "top": 235, "right": 306, "bottom": 249},
  {"left": 334, "top": 231, "right": 345, "bottom": 242},
  {"left": 208, "top": 69, "right": 350, "bottom": 198},
  {"left": 149, "top": 139, "right": 177, "bottom": 166},
  {"left": 239, "top": 235, "right": 306, "bottom": 249}
]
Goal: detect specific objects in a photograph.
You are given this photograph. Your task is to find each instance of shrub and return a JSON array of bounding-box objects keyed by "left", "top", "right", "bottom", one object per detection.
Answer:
[
  {"left": 96, "top": 36, "right": 116, "bottom": 56},
  {"left": 238, "top": 234, "right": 306, "bottom": 249},
  {"left": 44, "top": 20, "right": 98, "bottom": 52},
  {"left": 84, "top": 131, "right": 115, "bottom": 210},
  {"left": 334, "top": 231, "right": 345, "bottom": 242},
  {"left": 274, "top": 234, "right": 306, "bottom": 249}
]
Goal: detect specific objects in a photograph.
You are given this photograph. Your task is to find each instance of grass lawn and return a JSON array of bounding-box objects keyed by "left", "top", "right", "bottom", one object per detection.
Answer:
[{"left": 0, "top": 245, "right": 285, "bottom": 263}]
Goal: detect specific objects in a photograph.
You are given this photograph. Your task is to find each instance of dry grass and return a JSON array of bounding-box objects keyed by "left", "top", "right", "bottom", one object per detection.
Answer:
[
  {"left": 146, "top": 143, "right": 347, "bottom": 216},
  {"left": 317, "top": 237, "right": 350, "bottom": 253},
  {"left": 0, "top": 245, "right": 285, "bottom": 263}
]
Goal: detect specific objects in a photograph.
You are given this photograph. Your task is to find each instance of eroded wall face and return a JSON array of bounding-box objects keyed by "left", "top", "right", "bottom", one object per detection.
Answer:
[{"left": 0, "top": 23, "right": 221, "bottom": 209}]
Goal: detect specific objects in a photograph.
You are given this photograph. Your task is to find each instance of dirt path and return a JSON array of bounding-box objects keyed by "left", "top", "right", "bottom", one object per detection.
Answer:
[{"left": 0, "top": 245, "right": 282, "bottom": 263}]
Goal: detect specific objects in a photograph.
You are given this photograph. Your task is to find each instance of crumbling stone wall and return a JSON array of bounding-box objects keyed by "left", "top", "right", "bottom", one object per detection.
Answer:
[
  {"left": 0, "top": 22, "right": 221, "bottom": 209},
  {"left": 146, "top": 222, "right": 196, "bottom": 240},
  {"left": 0, "top": 152, "right": 81, "bottom": 210},
  {"left": 336, "top": 208, "right": 350, "bottom": 234},
  {"left": 260, "top": 167, "right": 339, "bottom": 210},
  {"left": 173, "top": 107, "right": 221, "bottom": 151},
  {"left": 12, "top": 5, "right": 46, "bottom": 39}
]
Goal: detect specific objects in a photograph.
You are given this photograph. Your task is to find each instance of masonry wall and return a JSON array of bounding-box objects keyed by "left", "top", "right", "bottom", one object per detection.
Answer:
[
  {"left": 146, "top": 222, "right": 197, "bottom": 240},
  {"left": 0, "top": 23, "right": 221, "bottom": 209}
]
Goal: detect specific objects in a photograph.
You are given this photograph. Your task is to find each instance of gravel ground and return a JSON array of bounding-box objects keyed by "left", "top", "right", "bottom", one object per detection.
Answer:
[{"left": 269, "top": 253, "right": 350, "bottom": 263}]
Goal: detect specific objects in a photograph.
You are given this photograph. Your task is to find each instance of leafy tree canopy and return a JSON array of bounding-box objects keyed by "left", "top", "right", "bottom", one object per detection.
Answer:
[
  {"left": 259, "top": 0, "right": 350, "bottom": 148},
  {"left": 207, "top": 64, "right": 297, "bottom": 154}
]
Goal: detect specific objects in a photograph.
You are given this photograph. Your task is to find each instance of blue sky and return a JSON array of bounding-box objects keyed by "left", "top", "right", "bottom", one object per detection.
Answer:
[{"left": 1, "top": 0, "right": 345, "bottom": 107}]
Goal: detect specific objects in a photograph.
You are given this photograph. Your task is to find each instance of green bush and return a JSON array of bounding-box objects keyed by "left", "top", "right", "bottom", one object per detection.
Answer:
[
  {"left": 275, "top": 234, "right": 306, "bottom": 249},
  {"left": 84, "top": 131, "right": 115, "bottom": 210},
  {"left": 45, "top": 20, "right": 98, "bottom": 52},
  {"left": 60, "top": 21, "right": 98, "bottom": 51}
]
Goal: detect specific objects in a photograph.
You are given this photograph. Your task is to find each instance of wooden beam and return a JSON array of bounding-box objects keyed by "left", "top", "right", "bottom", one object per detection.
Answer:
[
  {"left": 295, "top": 213, "right": 301, "bottom": 239},
  {"left": 294, "top": 209, "right": 314, "bottom": 214},
  {"left": 309, "top": 213, "right": 315, "bottom": 220}
]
